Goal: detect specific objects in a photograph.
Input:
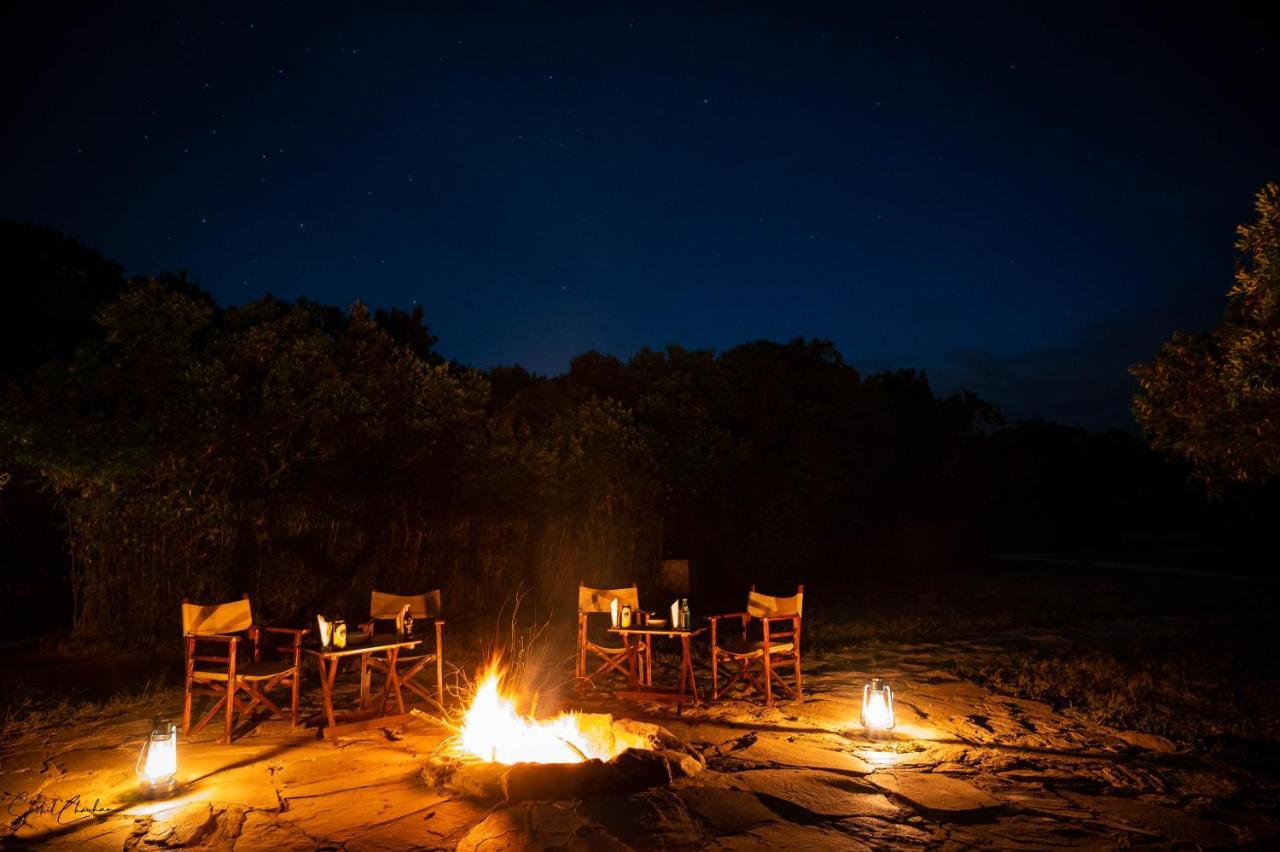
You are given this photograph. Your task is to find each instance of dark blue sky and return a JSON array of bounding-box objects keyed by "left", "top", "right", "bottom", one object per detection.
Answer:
[{"left": 5, "top": 3, "right": 1278, "bottom": 428}]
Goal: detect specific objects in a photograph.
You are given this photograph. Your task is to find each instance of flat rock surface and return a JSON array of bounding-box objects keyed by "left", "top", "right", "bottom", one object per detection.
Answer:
[
  {"left": 2, "top": 630, "right": 1277, "bottom": 849},
  {"left": 868, "top": 770, "right": 1001, "bottom": 813},
  {"left": 708, "top": 820, "right": 872, "bottom": 850},
  {"left": 733, "top": 769, "right": 896, "bottom": 819},
  {"left": 726, "top": 733, "right": 872, "bottom": 775}
]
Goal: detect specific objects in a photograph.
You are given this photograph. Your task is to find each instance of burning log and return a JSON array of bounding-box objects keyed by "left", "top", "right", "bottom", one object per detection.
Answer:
[
  {"left": 503, "top": 748, "right": 671, "bottom": 802},
  {"left": 426, "top": 744, "right": 698, "bottom": 804}
]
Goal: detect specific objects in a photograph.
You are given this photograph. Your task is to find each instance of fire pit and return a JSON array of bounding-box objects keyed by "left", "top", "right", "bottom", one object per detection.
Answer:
[{"left": 423, "top": 661, "right": 703, "bottom": 803}]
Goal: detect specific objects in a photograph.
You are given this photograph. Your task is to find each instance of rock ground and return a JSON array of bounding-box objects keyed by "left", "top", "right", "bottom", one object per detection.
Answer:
[{"left": 2, "top": 637, "right": 1277, "bottom": 849}]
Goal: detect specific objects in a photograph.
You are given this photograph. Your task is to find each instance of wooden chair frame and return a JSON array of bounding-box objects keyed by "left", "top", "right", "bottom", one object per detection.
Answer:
[
  {"left": 182, "top": 594, "right": 305, "bottom": 744},
  {"left": 709, "top": 585, "right": 804, "bottom": 706},
  {"left": 360, "top": 590, "right": 445, "bottom": 711},
  {"left": 575, "top": 582, "right": 648, "bottom": 691}
]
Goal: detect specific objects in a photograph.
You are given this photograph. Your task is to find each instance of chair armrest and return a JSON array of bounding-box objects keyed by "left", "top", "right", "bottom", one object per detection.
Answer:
[
  {"left": 187, "top": 633, "right": 239, "bottom": 644},
  {"left": 760, "top": 615, "right": 799, "bottom": 623},
  {"left": 261, "top": 626, "right": 308, "bottom": 638},
  {"left": 261, "top": 626, "right": 307, "bottom": 652},
  {"left": 186, "top": 632, "right": 238, "bottom": 666},
  {"left": 706, "top": 612, "right": 751, "bottom": 622}
]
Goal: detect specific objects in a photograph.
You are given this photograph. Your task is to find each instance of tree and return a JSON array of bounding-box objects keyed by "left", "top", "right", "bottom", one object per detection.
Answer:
[
  {"left": 0, "top": 220, "right": 126, "bottom": 381},
  {"left": 374, "top": 304, "right": 443, "bottom": 364},
  {"left": 1132, "top": 183, "right": 1280, "bottom": 484}
]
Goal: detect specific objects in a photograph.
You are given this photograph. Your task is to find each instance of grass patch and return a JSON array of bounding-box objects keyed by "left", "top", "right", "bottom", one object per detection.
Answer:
[
  {"left": 809, "top": 558, "right": 1276, "bottom": 648},
  {"left": 943, "top": 617, "right": 1280, "bottom": 773},
  {"left": 1, "top": 681, "right": 175, "bottom": 735},
  {"left": 0, "top": 637, "right": 183, "bottom": 736}
]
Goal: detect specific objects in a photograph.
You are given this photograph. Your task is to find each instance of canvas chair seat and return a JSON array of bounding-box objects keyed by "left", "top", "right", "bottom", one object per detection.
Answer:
[
  {"left": 718, "top": 637, "right": 795, "bottom": 657},
  {"left": 192, "top": 659, "right": 294, "bottom": 681}
]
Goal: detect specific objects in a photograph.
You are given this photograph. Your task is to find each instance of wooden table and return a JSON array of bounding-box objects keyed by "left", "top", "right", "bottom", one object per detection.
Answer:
[
  {"left": 304, "top": 634, "right": 420, "bottom": 738},
  {"left": 608, "top": 626, "right": 706, "bottom": 710}
]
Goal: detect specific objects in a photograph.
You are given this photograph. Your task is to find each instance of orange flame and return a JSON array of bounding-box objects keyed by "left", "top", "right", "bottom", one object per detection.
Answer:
[{"left": 457, "top": 659, "right": 649, "bottom": 764}]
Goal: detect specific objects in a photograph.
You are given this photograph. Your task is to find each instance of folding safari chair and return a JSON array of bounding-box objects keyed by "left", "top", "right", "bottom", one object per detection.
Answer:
[
  {"left": 182, "top": 595, "right": 305, "bottom": 743},
  {"left": 576, "top": 583, "right": 648, "bottom": 691},
  {"left": 360, "top": 590, "right": 445, "bottom": 711},
  {"left": 709, "top": 585, "right": 804, "bottom": 705}
]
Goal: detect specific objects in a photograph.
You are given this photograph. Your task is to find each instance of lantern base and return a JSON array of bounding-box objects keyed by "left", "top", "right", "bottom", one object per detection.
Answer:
[
  {"left": 140, "top": 777, "right": 178, "bottom": 799},
  {"left": 844, "top": 723, "right": 895, "bottom": 741}
]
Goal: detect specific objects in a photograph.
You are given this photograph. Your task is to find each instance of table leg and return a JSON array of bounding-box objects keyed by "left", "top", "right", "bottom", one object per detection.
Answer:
[
  {"left": 377, "top": 650, "right": 391, "bottom": 716},
  {"left": 372, "top": 648, "right": 404, "bottom": 717},
  {"left": 690, "top": 648, "right": 700, "bottom": 703},
  {"left": 622, "top": 632, "right": 638, "bottom": 688},
  {"left": 359, "top": 655, "right": 370, "bottom": 709},
  {"left": 318, "top": 656, "right": 339, "bottom": 729},
  {"left": 682, "top": 635, "right": 699, "bottom": 705},
  {"left": 677, "top": 636, "right": 688, "bottom": 696},
  {"left": 388, "top": 648, "right": 405, "bottom": 715}
]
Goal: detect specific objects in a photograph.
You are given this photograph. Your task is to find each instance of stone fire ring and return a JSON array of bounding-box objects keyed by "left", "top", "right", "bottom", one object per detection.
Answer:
[{"left": 423, "top": 719, "right": 705, "bottom": 804}]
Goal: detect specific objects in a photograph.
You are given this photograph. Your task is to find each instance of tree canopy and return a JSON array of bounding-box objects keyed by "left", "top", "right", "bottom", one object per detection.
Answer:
[
  {"left": 0, "top": 219, "right": 1218, "bottom": 638},
  {"left": 1133, "top": 183, "right": 1280, "bottom": 485}
]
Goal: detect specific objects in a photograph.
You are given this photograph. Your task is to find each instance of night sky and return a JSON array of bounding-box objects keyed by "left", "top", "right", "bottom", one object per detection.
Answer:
[{"left": 5, "top": 3, "right": 1278, "bottom": 429}]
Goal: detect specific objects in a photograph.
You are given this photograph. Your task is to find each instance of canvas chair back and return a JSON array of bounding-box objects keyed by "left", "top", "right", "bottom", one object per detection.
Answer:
[
  {"left": 578, "top": 584, "right": 639, "bottom": 614},
  {"left": 370, "top": 590, "right": 442, "bottom": 620},
  {"left": 576, "top": 583, "right": 646, "bottom": 689},
  {"left": 747, "top": 588, "right": 803, "bottom": 618},
  {"left": 182, "top": 598, "right": 253, "bottom": 636}
]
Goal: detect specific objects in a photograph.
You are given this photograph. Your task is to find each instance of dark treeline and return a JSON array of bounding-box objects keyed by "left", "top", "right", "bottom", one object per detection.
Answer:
[{"left": 0, "top": 221, "right": 1265, "bottom": 640}]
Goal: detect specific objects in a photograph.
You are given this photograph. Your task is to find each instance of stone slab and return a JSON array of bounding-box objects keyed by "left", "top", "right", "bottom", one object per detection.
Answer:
[
  {"left": 734, "top": 768, "right": 897, "bottom": 819},
  {"left": 457, "top": 801, "right": 628, "bottom": 851},
  {"left": 709, "top": 821, "right": 873, "bottom": 850},
  {"left": 868, "top": 770, "right": 1002, "bottom": 814},
  {"left": 732, "top": 734, "right": 872, "bottom": 775}
]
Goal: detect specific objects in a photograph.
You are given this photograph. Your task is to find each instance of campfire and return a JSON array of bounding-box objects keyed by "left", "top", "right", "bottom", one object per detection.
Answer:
[
  {"left": 425, "top": 658, "right": 704, "bottom": 802},
  {"left": 457, "top": 660, "right": 651, "bottom": 765}
]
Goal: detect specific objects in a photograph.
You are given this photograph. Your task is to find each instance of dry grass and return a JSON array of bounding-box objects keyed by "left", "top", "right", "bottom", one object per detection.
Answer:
[
  {"left": 0, "top": 635, "right": 182, "bottom": 736},
  {"left": 943, "top": 617, "right": 1280, "bottom": 773},
  {"left": 805, "top": 559, "right": 1280, "bottom": 775},
  {"left": 809, "top": 557, "right": 1275, "bottom": 647},
  {"left": 1, "top": 681, "right": 174, "bottom": 735}
]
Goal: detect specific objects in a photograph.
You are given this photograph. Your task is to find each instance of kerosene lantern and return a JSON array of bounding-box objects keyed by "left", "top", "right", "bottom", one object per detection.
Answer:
[
  {"left": 136, "top": 717, "right": 178, "bottom": 795},
  {"left": 861, "top": 678, "right": 895, "bottom": 731}
]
